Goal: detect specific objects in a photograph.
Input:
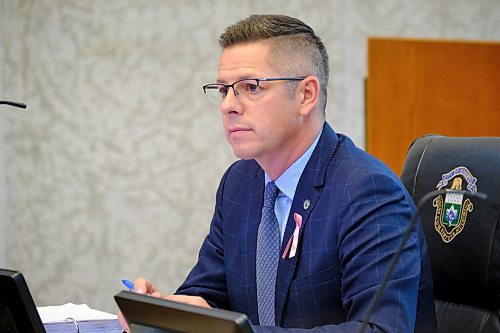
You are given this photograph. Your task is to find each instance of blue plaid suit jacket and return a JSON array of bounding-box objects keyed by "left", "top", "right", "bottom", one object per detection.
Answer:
[{"left": 177, "top": 123, "right": 437, "bottom": 332}]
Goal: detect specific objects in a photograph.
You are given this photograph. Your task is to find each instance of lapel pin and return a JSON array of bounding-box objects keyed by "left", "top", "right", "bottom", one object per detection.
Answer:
[{"left": 303, "top": 199, "right": 311, "bottom": 210}]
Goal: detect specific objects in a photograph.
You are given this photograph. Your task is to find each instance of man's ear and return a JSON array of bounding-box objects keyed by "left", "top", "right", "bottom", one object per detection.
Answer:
[{"left": 298, "top": 76, "right": 320, "bottom": 116}]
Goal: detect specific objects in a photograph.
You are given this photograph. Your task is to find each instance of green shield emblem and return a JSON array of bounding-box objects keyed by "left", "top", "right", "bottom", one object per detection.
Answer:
[
  {"left": 442, "top": 192, "right": 463, "bottom": 227},
  {"left": 433, "top": 166, "right": 477, "bottom": 243}
]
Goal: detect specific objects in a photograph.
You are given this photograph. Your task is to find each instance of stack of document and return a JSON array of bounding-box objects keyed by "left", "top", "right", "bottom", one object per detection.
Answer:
[{"left": 37, "top": 303, "right": 122, "bottom": 333}]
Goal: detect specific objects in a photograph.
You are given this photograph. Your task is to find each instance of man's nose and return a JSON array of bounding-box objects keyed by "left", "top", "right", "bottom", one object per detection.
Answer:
[{"left": 220, "top": 87, "right": 242, "bottom": 114}]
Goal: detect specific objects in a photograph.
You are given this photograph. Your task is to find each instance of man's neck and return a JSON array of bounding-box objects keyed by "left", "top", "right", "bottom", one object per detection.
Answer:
[{"left": 258, "top": 122, "right": 323, "bottom": 181}]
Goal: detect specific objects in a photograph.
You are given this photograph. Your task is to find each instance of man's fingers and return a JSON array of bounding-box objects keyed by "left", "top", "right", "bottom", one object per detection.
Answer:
[
  {"left": 133, "top": 278, "right": 160, "bottom": 295},
  {"left": 151, "top": 291, "right": 163, "bottom": 298},
  {"left": 165, "top": 295, "right": 211, "bottom": 308},
  {"left": 117, "top": 310, "right": 130, "bottom": 331}
]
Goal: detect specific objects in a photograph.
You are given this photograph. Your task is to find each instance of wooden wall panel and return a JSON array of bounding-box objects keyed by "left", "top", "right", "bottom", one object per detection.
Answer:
[{"left": 366, "top": 38, "right": 500, "bottom": 175}]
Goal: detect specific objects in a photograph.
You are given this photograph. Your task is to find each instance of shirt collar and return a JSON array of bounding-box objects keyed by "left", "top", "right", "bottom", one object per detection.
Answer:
[{"left": 265, "top": 128, "right": 323, "bottom": 199}]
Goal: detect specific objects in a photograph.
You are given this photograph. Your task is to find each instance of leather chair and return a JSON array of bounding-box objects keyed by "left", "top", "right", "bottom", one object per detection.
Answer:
[{"left": 400, "top": 135, "right": 500, "bottom": 333}]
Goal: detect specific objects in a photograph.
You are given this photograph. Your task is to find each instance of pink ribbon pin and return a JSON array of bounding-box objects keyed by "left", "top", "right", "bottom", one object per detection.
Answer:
[{"left": 282, "top": 213, "right": 302, "bottom": 259}]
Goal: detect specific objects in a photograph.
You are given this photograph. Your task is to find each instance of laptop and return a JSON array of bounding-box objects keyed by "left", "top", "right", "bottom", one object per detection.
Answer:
[
  {"left": 115, "top": 290, "right": 255, "bottom": 333},
  {"left": 0, "top": 268, "right": 46, "bottom": 333}
]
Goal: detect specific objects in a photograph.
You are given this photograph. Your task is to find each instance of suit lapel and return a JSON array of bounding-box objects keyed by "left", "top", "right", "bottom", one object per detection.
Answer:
[{"left": 274, "top": 123, "right": 339, "bottom": 325}]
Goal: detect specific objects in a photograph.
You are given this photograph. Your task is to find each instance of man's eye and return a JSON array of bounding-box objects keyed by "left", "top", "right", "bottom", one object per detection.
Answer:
[
  {"left": 219, "top": 86, "right": 228, "bottom": 97},
  {"left": 244, "top": 83, "right": 259, "bottom": 94}
]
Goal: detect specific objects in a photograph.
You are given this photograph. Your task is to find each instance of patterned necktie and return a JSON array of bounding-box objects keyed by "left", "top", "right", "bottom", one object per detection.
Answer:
[{"left": 256, "top": 181, "right": 280, "bottom": 326}]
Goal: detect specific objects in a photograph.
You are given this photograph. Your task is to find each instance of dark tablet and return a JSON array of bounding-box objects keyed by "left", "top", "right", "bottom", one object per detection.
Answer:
[
  {"left": 0, "top": 268, "right": 46, "bottom": 333},
  {"left": 115, "top": 291, "right": 255, "bottom": 333}
]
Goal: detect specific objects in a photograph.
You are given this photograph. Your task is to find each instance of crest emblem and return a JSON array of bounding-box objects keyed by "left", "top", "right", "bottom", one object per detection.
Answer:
[{"left": 433, "top": 166, "right": 477, "bottom": 243}]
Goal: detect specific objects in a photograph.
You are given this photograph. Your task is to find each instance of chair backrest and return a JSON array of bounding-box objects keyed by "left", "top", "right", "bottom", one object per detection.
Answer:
[{"left": 400, "top": 135, "right": 500, "bottom": 333}]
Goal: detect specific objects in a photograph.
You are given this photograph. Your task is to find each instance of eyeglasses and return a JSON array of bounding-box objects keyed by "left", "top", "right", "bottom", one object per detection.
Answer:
[
  {"left": 202, "top": 77, "right": 306, "bottom": 106},
  {"left": 0, "top": 100, "right": 26, "bottom": 109}
]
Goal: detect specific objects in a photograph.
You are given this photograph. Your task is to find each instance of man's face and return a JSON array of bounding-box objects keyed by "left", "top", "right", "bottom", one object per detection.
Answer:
[{"left": 217, "top": 42, "right": 304, "bottom": 166}]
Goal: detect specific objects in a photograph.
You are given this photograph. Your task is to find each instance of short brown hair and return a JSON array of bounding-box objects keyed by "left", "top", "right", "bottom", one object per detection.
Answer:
[{"left": 219, "top": 14, "right": 329, "bottom": 112}]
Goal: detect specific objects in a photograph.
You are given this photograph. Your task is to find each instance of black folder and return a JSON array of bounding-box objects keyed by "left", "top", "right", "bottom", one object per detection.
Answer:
[
  {"left": 0, "top": 268, "right": 46, "bottom": 333},
  {"left": 115, "top": 290, "right": 255, "bottom": 333}
]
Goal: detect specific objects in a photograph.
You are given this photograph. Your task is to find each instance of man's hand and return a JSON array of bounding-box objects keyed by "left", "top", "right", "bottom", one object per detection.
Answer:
[
  {"left": 132, "top": 277, "right": 163, "bottom": 297},
  {"left": 117, "top": 278, "right": 211, "bottom": 332},
  {"left": 165, "top": 294, "right": 211, "bottom": 308},
  {"left": 118, "top": 277, "right": 163, "bottom": 332}
]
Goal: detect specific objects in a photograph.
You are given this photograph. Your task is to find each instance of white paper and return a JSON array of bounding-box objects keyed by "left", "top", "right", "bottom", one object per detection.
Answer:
[{"left": 37, "top": 303, "right": 117, "bottom": 323}]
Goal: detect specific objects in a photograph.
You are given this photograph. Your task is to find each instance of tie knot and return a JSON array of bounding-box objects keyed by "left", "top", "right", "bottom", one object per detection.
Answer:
[{"left": 264, "top": 182, "right": 280, "bottom": 208}]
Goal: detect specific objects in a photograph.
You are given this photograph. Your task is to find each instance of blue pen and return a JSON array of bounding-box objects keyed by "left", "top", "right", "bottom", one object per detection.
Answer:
[{"left": 122, "top": 279, "right": 135, "bottom": 291}]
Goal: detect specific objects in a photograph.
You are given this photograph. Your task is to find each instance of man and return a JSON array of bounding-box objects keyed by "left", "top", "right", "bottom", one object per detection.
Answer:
[{"left": 123, "top": 14, "right": 437, "bottom": 332}]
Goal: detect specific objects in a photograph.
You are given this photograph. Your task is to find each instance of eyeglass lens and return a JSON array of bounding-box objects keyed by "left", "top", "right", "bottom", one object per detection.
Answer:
[{"left": 204, "top": 79, "right": 260, "bottom": 106}]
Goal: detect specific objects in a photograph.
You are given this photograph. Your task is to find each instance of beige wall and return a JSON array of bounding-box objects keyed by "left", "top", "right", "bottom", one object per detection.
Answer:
[{"left": 1, "top": 0, "right": 499, "bottom": 313}]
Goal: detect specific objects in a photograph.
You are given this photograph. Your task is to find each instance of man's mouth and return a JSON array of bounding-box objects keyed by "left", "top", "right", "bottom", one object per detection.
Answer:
[{"left": 228, "top": 126, "right": 252, "bottom": 134}]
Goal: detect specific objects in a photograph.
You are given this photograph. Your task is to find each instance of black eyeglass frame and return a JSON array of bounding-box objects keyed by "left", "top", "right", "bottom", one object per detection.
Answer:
[{"left": 202, "top": 76, "right": 307, "bottom": 102}]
